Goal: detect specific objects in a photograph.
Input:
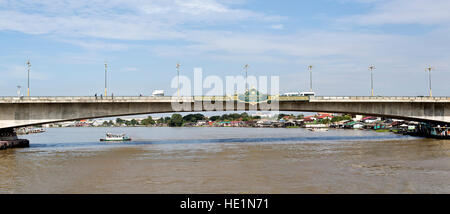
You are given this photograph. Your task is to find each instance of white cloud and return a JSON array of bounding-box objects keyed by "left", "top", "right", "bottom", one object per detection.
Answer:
[
  {"left": 1, "top": 65, "right": 48, "bottom": 80},
  {"left": 341, "top": 0, "right": 450, "bottom": 25},
  {"left": 0, "top": 0, "right": 283, "bottom": 41},
  {"left": 58, "top": 39, "right": 132, "bottom": 51},
  {"left": 269, "top": 24, "right": 284, "bottom": 30}
]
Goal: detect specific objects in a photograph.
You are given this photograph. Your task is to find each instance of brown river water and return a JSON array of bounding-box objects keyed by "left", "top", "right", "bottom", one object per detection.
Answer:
[{"left": 0, "top": 127, "right": 449, "bottom": 193}]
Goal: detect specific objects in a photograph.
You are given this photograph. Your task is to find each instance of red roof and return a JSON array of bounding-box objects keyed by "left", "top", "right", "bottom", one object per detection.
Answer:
[{"left": 363, "top": 116, "right": 376, "bottom": 120}]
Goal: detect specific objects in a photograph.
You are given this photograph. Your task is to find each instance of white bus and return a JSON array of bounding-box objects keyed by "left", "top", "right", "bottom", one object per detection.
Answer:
[
  {"left": 299, "top": 91, "right": 315, "bottom": 96},
  {"left": 282, "top": 92, "right": 300, "bottom": 96},
  {"left": 152, "top": 90, "right": 165, "bottom": 97}
]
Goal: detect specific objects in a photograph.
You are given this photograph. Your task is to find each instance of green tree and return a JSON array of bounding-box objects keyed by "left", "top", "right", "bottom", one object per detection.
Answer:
[
  {"left": 331, "top": 115, "right": 352, "bottom": 122},
  {"left": 169, "top": 114, "right": 183, "bottom": 127},
  {"left": 183, "top": 113, "right": 205, "bottom": 123},
  {"left": 130, "top": 119, "right": 138, "bottom": 126},
  {"left": 116, "top": 118, "right": 125, "bottom": 125},
  {"left": 252, "top": 116, "right": 261, "bottom": 120},
  {"left": 320, "top": 118, "right": 331, "bottom": 124},
  {"left": 209, "top": 116, "right": 220, "bottom": 121},
  {"left": 141, "top": 116, "right": 155, "bottom": 126}
]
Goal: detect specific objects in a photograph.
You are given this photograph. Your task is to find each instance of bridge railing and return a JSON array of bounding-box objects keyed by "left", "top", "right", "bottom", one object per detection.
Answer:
[
  {"left": 1, "top": 95, "right": 450, "bottom": 103},
  {"left": 311, "top": 96, "right": 450, "bottom": 101},
  {"left": 0, "top": 95, "right": 311, "bottom": 102}
]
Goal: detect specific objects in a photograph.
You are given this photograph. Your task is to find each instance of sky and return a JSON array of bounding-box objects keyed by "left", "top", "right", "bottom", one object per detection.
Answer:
[{"left": 0, "top": 0, "right": 449, "bottom": 97}]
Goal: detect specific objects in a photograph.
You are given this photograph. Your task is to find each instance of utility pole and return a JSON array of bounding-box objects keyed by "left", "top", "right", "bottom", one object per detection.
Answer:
[
  {"left": 26, "top": 59, "right": 31, "bottom": 97},
  {"left": 308, "top": 65, "right": 313, "bottom": 92},
  {"left": 244, "top": 64, "right": 249, "bottom": 92},
  {"left": 176, "top": 63, "right": 180, "bottom": 98},
  {"left": 104, "top": 62, "right": 108, "bottom": 97},
  {"left": 426, "top": 65, "right": 433, "bottom": 97},
  {"left": 368, "top": 65, "right": 375, "bottom": 96}
]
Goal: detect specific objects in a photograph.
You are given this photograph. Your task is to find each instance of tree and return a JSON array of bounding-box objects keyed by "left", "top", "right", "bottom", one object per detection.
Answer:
[
  {"left": 169, "top": 114, "right": 183, "bottom": 127},
  {"left": 130, "top": 119, "right": 138, "bottom": 126},
  {"left": 209, "top": 116, "right": 220, "bottom": 121},
  {"left": 331, "top": 115, "right": 352, "bottom": 122},
  {"left": 320, "top": 118, "right": 331, "bottom": 124},
  {"left": 116, "top": 118, "right": 125, "bottom": 125},
  {"left": 141, "top": 116, "right": 155, "bottom": 126},
  {"left": 252, "top": 116, "right": 261, "bottom": 120},
  {"left": 240, "top": 112, "right": 249, "bottom": 118},
  {"left": 183, "top": 113, "right": 205, "bottom": 123}
]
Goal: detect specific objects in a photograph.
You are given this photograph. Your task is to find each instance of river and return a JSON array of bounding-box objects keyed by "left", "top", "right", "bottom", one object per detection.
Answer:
[{"left": 1, "top": 127, "right": 449, "bottom": 193}]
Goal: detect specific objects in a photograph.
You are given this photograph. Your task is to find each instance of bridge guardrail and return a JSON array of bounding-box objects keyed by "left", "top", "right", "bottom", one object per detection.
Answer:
[
  {"left": 311, "top": 96, "right": 450, "bottom": 102},
  {"left": 1, "top": 95, "right": 449, "bottom": 103}
]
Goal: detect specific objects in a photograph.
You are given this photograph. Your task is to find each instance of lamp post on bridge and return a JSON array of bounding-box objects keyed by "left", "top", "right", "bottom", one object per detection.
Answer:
[
  {"left": 426, "top": 65, "right": 433, "bottom": 97},
  {"left": 308, "top": 65, "right": 313, "bottom": 92},
  {"left": 104, "top": 62, "right": 108, "bottom": 97},
  {"left": 244, "top": 64, "right": 249, "bottom": 92},
  {"left": 26, "top": 59, "right": 31, "bottom": 97},
  {"left": 176, "top": 62, "right": 181, "bottom": 98},
  {"left": 368, "top": 65, "right": 375, "bottom": 96}
]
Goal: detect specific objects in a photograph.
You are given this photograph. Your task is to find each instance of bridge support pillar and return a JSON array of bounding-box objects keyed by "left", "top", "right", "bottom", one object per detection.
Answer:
[{"left": 0, "top": 128, "right": 29, "bottom": 150}]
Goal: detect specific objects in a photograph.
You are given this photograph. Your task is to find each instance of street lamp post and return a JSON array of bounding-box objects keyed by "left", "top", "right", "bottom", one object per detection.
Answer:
[
  {"left": 368, "top": 65, "right": 375, "bottom": 96},
  {"left": 308, "top": 65, "right": 313, "bottom": 92},
  {"left": 176, "top": 63, "right": 180, "bottom": 98},
  {"left": 426, "top": 66, "right": 433, "bottom": 97},
  {"left": 26, "top": 59, "right": 31, "bottom": 97},
  {"left": 244, "top": 64, "right": 249, "bottom": 92},
  {"left": 104, "top": 62, "right": 108, "bottom": 97}
]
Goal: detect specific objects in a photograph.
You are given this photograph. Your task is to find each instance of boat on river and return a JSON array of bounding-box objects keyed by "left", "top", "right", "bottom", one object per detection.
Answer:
[
  {"left": 100, "top": 133, "right": 131, "bottom": 142},
  {"left": 307, "top": 127, "right": 329, "bottom": 132}
]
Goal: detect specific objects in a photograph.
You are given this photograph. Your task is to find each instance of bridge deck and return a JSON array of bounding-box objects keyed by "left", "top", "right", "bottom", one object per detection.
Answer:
[{"left": 0, "top": 96, "right": 449, "bottom": 103}]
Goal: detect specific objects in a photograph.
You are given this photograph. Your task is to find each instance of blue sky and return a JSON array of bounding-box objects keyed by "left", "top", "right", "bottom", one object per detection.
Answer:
[{"left": 0, "top": 0, "right": 449, "bottom": 96}]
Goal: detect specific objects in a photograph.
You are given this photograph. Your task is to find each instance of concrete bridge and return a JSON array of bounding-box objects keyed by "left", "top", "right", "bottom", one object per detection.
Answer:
[{"left": 1, "top": 96, "right": 449, "bottom": 131}]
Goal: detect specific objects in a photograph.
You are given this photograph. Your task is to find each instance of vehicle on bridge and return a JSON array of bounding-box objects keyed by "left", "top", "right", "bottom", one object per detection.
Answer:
[
  {"left": 299, "top": 91, "right": 315, "bottom": 96},
  {"left": 152, "top": 90, "right": 164, "bottom": 97},
  {"left": 282, "top": 92, "right": 300, "bottom": 96},
  {"left": 282, "top": 91, "right": 316, "bottom": 96}
]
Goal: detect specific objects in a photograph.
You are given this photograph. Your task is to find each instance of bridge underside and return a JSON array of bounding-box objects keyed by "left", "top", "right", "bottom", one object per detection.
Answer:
[{"left": 0, "top": 100, "right": 449, "bottom": 130}]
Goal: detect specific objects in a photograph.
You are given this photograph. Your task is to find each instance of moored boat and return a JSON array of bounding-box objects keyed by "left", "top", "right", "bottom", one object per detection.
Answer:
[{"left": 307, "top": 127, "right": 329, "bottom": 132}]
